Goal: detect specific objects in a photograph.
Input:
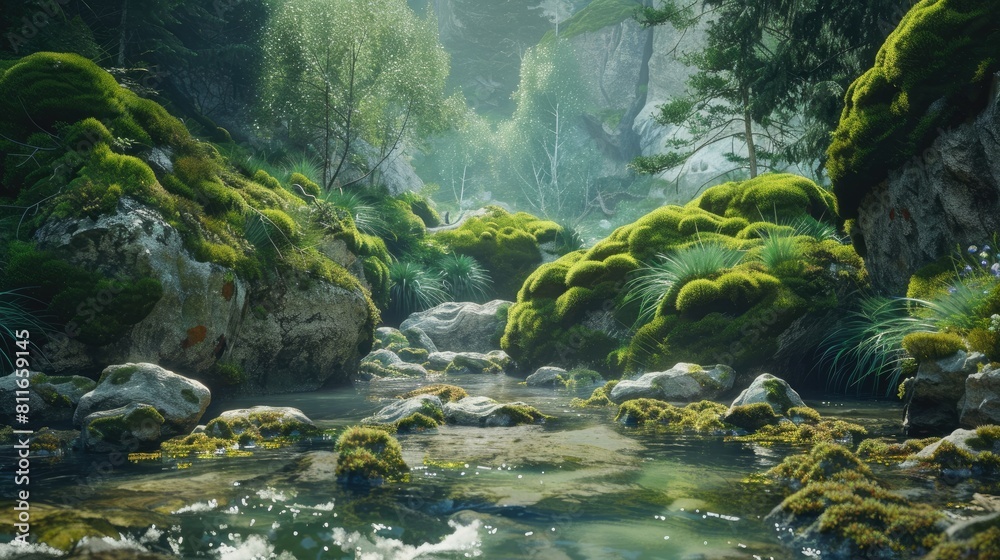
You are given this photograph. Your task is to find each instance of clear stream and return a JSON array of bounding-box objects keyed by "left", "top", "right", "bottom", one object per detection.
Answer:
[{"left": 0, "top": 375, "right": 919, "bottom": 559}]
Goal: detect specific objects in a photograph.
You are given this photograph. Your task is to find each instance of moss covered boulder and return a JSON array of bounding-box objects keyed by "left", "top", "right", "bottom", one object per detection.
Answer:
[
  {"left": 433, "top": 207, "right": 564, "bottom": 299},
  {"left": 81, "top": 402, "right": 166, "bottom": 452},
  {"left": 0, "top": 53, "right": 380, "bottom": 392},
  {"left": 0, "top": 371, "right": 95, "bottom": 426},
  {"left": 609, "top": 363, "right": 735, "bottom": 404},
  {"left": 204, "top": 406, "right": 318, "bottom": 442},
  {"left": 363, "top": 395, "right": 445, "bottom": 432},
  {"left": 443, "top": 396, "right": 549, "bottom": 427},
  {"left": 73, "top": 363, "right": 210, "bottom": 437},
  {"left": 335, "top": 426, "right": 409, "bottom": 485},
  {"left": 903, "top": 351, "right": 987, "bottom": 436},
  {"left": 501, "top": 173, "right": 862, "bottom": 375},
  {"left": 358, "top": 349, "right": 431, "bottom": 379}
]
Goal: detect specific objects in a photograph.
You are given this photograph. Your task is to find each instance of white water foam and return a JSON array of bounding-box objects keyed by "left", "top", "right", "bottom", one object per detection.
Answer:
[
  {"left": 331, "top": 519, "right": 482, "bottom": 560},
  {"left": 214, "top": 535, "right": 296, "bottom": 559}
]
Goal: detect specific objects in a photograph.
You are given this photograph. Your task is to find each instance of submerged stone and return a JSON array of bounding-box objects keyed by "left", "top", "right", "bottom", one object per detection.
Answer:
[{"left": 609, "top": 363, "right": 735, "bottom": 404}]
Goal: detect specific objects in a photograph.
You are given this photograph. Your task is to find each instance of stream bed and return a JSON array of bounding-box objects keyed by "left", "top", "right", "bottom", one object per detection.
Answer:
[{"left": 0, "top": 375, "right": 923, "bottom": 559}]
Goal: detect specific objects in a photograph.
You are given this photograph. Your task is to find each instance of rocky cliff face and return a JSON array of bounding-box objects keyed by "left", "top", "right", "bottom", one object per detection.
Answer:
[
  {"left": 34, "top": 197, "right": 374, "bottom": 393},
  {"left": 853, "top": 77, "right": 1000, "bottom": 294}
]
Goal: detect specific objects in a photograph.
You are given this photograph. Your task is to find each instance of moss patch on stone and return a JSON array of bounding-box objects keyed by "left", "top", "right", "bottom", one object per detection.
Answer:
[
  {"left": 901, "top": 331, "right": 965, "bottom": 362},
  {"left": 615, "top": 399, "right": 727, "bottom": 432},
  {"left": 571, "top": 380, "right": 619, "bottom": 407},
  {"left": 399, "top": 384, "right": 468, "bottom": 402},
  {"left": 827, "top": 0, "right": 1000, "bottom": 219}
]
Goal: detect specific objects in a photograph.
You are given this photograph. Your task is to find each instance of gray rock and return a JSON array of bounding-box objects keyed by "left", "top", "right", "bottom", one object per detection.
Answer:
[
  {"left": 853, "top": 76, "right": 1000, "bottom": 293},
  {"left": 32, "top": 197, "right": 374, "bottom": 393},
  {"left": 526, "top": 366, "right": 567, "bottom": 387},
  {"left": 364, "top": 396, "right": 444, "bottom": 426},
  {"left": 402, "top": 326, "right": 438, "bottom": 353},
  {"left": 205, "top": 405, "right": 316, "bottom": 438},
  {"left": 0, "top": 371, "right": 95, "bottom": 426},
  {"left": 912, "top": 428, "right": 981, "bottom": 460},
  {"left": 73, "top": 363, "right": 210, "bottom": 435},
  {"left": 904, "top": 351, "right": 987, "bottom": 436},
  {"left": 727, "top": 373, "right": 806, "bottom": 416},
  {"left": 81, "top": 402, "right": 166, "bottom": 452},
  {"left": 400, "top": 300, "right": 511, "bottom": 353},
  {"left": 427, "top": 351, "right": 459, "bottom": 371},
  {"left": 443, "top": 396, "right": 543, "bottom": 428},
  {"left": 960, "top": 363, "right": 1000, "bottom": 427},
  {"left": 609, "top": 363, "right": 735, "bottom": 404},
  {"left": 358, "top": 349, "right": 430, "bottom": 378}
]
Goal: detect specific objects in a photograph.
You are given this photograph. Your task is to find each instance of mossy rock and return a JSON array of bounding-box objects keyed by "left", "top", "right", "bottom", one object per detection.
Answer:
[
  {"left": 335, "top": 426, "right": 408, "bottom": 484},
  {"left": 501, "top": 174, "right": 859, "bottom": 373},
  {"left": 615, "top": 399, "right": 727, "bottom": 432},
  {"left": 723, "top": 402, "right": 782, "bottom": 432},
  {"left": 399, "top": 384, "right": 468, "bottom": 402},
  {"left": 827, "top": 0, "right": 1000, "bottom": 218},
  {"left": 571, "top": 380, "right": 619, "bottom": 407}
]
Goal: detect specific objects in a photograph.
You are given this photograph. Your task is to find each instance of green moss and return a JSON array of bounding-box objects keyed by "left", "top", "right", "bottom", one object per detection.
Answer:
[
  {"left": 786, "top": 406, "right": 822, "bottom": 424},
  {"left": 334, "top": 426, "right": 408, "bottom": 484},
  {"left": 87, "top": 405, "right": 164, "bottom": 444},
  {"left": 559, "top": 367, "right": 604, "bottom": 387},
  {"left": 907, "top": 258, "right": 955, "bottom": 301},
  {"left": 289, "top": 172, "right": 320, "bottom": 197},
  {"left": 394, "top": 412, "right": 441, "bottom": 432},
  {"left": 399, "top": 384, "right": 469, "bottom": 402},
  {"left": 252, "top": 169, "right": 283, "bottom": 190},
  {"left": 857, "top": 437, "right": 939, "bottom": 464},
  {"left": 497, "top": 403, "right": 550, "bottom": 425},
  {"left": 100, "top": 365, "right": 138, "bottom": 386},
  {"left": 400, "top": 192, "right": 441, "bottom": 228},
  {"left": 180, "top": 389, "right": 199, "bottom": 405},
  {"left": 435, "top": 207, "right": 564, "bottom": 299},
  {"left": 763, "top": 378, "right": 796, "bottom": 414},
  {"left": 901, "top": 331, "right": 965, "bottom": 361},
  {"left": 209, "top": 362, "right": 246, "bottom": 386},
  {"left": 397, "top": 347, "right": 429, "bottom": 364},
  {"left": 569, "top": 380, "right": 618, "bottom": 408},
  {"left": 828, "top": 0, "right": 1000, "bottom": 218},
  {"left": 927, "top": 526, "right": 1000, "bottom": 560},
  {"left": 160, "top": 432, "right": 233, "bottom": 456},
  {"left": 724, "top": 403, "right": 782, "bottom": 431},
  {"left": 616, "top": 399, "right": 727, "bottom": 432}
]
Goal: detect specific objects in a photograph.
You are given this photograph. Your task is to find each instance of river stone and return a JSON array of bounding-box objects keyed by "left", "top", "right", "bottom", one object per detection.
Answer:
[
  {"left": 443, "top": 396, "right": 541, "bottom": 428},
  {"left": 81, "top": 402, "right": 166, "bottom": 452},
  {"left": 608, "top": 363, "right": 735, "bottom": 404},
  {"left": 912, "top": 428, "right": 982, "bottom": 461},
  {"left": 904, "top": 350, "right": 987, "bottom": 436},
  {"left": 399, "top": 300, "right": 511, "bottom": 353},
  {"left": 402, "top": 326, "right": 438, "bottom": 354},
  {"left": 726, "top": 373, "right": 805, "bottom": 416},
  {"left": 205, "top": 405, "right": 316, "bottom": 439},
  {"left": 358, "top": 349, "right": 430, "bottom": 378},
  {"left": 959, "top": 363, "right": 1000, "bottom": 427},
  {"left": 444, "top": 351, "right": 511, "bottom": 375},
  {"left": 364, "top": 396, "right": 444, "bottom": 426},
  {"left": 73, "top": 363, "right": 210, "bottom": 436},
  {"left": 526, "top": 366, "right": 567, "bottom": 387},
  {"left": 427, "top": 351, "right": 459, "bottom": 371},
  {"left": 0, "top": 371, "right": 95, "bottom": 426}
]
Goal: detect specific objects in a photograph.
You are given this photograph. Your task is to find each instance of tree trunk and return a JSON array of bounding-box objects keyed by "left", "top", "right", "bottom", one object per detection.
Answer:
[
  {"left": 744, "top": 105, "right": 758, "bottom": 178},
  {"left": 117, "top": 0, "right": 129, "bottom": 66}
]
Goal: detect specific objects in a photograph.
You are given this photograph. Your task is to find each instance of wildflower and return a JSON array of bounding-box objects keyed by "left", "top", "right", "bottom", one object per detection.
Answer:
[
  {"left": 969, "top": 245, "right": 979, "bottom": 254},
  {"left": 991, "top": 263, "right": 1000, "bottom": 277},
  {"left": 964, "top": 264, "right": 974, "bottom": 274},
  {"left": 990, "top": 314, "right": 1000, "bottom": 334},
  {"left": 985, "top": 245, "right": 992, "bottom": 252},
  {"left": 982, "top": 260, "right": 990, "bottom": 267},
  {"left": 981, "top": 252, "right": 990, "bottom": 260}
]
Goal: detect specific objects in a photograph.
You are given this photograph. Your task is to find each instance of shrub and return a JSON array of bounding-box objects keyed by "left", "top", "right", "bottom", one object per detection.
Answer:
[{"left": 901, "top": 331, "right": 965, "bottom": 362}]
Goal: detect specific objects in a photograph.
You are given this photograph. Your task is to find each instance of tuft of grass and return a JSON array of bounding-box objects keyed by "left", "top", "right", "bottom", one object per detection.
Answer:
[
  {"left": 756, "top": 230, "right": 803, "bottom": 271},
  {"left": 323, "top": 191, "right": 390, "bottom": 238},
  {"left": 624, "top": 240, "right": 744, "bottom": 327},
  {"left": 388, "top": 262, "right": 448, "bottom": 321},
  {"left": 436, "top": 253, "right": 492, "bottom": 302}
]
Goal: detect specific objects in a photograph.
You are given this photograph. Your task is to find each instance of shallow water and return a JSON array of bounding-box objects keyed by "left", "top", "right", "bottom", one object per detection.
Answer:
[{"left": 0, "top": 375, "right": 910, "bottom": 559}]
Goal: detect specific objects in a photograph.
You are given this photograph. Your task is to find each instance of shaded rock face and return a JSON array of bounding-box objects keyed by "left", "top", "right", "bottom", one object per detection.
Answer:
[
  {"left": 608, "top": 363, "right": 735, "bottom": 404},
  {"left": 73, "top": 363, "right": 211, "bottom": 435},
  {"left": 904, "top": 351, "right": 987, "bottom": 436},
  {"left": 81, "top": 402, "right": 165, "bottom": 452},
  {"left": 727, "top": 373, "right": 806, "bottom": 416},
  {"left": 854, "top": 82, "right": 1000, "bottom": 294},
  {"left": 960, "top": 364, "right": 1000, "bottom": 427},
  {"left": 0, "top": 371, "right": 94, "bottom": 426},
  {"left": 400, "top": 300, "right": 511, "bottom": 353},
  {"left": 33, "top": 197, "right": 373, "bottom": 392}
]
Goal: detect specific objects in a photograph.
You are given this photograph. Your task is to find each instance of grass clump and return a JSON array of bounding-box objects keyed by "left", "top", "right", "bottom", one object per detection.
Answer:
[
  {"left": 436, "top": 253, "right": 491, "bottom": 302},
  {"left": 334, "top": 426, "right": 408, "bottom": 484},
  {"left": 387, "top": 262, "right": 448, "bottom": 323}
]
